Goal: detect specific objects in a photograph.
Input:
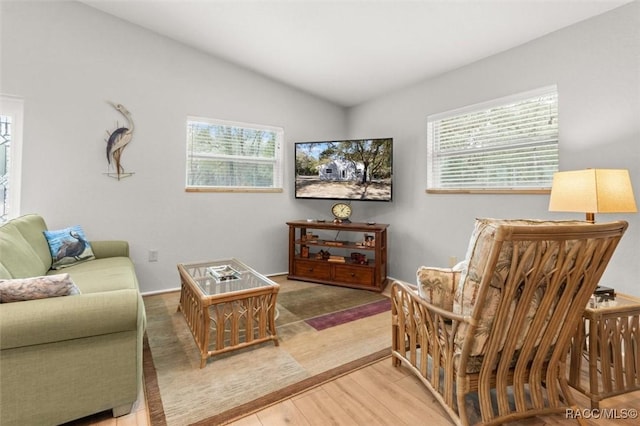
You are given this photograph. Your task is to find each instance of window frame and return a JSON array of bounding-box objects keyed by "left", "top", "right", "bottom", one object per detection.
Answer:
[
  {"left": 426, "top": 85, "right": 558, "bottom": 194},
  {"left": 1, "top": 95, "right": 24, "bottom": 222},
  {"left": 185, "top": 117, "right": 284, "bottom": 193}
]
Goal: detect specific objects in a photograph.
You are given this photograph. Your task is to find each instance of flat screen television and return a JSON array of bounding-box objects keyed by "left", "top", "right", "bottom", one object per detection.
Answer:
[{"left": 294, "top": 138, "right": 393, "bottom": 201}]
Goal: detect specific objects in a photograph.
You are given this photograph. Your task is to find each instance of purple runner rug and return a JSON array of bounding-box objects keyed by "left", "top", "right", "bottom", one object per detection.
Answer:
[{"left": 305, "top": 298, "right": 391, "bottom": 331}]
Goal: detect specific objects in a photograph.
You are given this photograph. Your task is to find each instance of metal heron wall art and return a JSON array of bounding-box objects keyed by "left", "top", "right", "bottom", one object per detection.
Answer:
[{"left": 105, "top": 102, "right": 134, "bottom": 180}]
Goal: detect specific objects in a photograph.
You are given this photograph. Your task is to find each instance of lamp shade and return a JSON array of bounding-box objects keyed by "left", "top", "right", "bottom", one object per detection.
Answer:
[{"left": 548, "top": 169, "right": 637, "bottom": 221}]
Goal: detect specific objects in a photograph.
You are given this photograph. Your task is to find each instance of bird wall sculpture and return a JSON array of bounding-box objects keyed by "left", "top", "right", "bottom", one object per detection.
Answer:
[{"left": 105, "top": 102, "right": 134, "bottom": 180}]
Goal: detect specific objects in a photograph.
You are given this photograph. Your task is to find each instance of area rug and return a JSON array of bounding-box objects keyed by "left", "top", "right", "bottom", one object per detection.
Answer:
[
  {"left": 143, "top": 276, "right": 392, "bottom": 426},
  {"left": 306, "top": 298, "right": 391, "bottom": 331}
]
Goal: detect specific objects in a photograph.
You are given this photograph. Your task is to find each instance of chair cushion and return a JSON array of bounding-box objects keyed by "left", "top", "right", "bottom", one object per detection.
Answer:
[
  {"left": 416, "top": 266, "right": 460, "bottom": 311},
  {"left": 453, "top": 218, "right": 586, "bottom": 356}
]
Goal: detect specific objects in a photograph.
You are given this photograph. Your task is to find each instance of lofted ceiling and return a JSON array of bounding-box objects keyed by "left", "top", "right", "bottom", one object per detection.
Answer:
[{"left": 80, "top": 0, "right": 633, "bottom": 107}]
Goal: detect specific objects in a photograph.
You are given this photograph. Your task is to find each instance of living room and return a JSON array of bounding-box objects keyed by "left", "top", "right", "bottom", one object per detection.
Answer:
[
  {"left": 1, "top": 0, "right": 638, "bottom": 295},
  {"left": 1, "top": 0, "right": 639, "bottom": 425}
]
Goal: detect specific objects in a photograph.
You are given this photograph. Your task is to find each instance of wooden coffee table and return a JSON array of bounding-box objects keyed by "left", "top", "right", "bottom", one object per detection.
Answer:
[{"left": 177, "top": 258, "right": 280, "bottom": 368}]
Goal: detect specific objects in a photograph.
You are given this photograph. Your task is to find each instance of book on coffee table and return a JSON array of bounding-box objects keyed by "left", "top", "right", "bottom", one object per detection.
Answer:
[{"left": 206, "top": 265, "right": 240, "bottom": 282}]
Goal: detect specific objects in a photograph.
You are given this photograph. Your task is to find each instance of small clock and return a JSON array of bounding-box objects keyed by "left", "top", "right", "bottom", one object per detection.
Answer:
[{"left": 331, "top": 202, "right": 352, "bottom": 223}]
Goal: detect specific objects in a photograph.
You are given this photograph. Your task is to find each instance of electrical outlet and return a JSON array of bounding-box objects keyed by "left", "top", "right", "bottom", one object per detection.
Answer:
[
  {"left": 448, "top": 256, "right": 458, "bottom": 268},
  {"left": 148, "top": 250, "right": 158, "bottom": 262}
]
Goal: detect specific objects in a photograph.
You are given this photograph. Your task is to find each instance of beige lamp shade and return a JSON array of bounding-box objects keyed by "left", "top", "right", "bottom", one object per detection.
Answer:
[{"left": 548, "top": 169, "right": 637, "bottom": 222}]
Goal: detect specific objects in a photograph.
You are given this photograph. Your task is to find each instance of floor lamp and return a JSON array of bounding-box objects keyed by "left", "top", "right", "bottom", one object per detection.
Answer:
[{"left": 548, "top": 169, "right": 637, "bottom": 223}]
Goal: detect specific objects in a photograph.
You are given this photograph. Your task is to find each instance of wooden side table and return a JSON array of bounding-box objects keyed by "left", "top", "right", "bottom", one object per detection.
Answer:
[{"left": 568, "top": 293, "right": 640, "bottom": 408}]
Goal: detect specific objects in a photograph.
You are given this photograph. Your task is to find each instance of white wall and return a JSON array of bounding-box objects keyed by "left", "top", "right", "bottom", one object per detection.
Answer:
[
  {"left": 0, "top": 1, "right": 347, "bottom": 292},
  {"left": 348, "top": 1, "right": 640, "bottom": 295},
  {"left": 2, "top": 1, "right": 638, "bottom": 295}
]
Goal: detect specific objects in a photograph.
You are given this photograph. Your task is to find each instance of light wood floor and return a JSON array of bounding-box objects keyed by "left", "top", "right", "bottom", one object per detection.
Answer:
[
  {"left": 80, "top": 357, "right": 639, "bottom": 426},
  {"left": 75, "top": 276, "right": 639, "bottom": 425}
]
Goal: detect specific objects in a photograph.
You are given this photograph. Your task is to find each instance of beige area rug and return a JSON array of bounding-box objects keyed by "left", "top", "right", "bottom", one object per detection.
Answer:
[{"left": 143, "top": 276, "right": 392, "bottom": 426}]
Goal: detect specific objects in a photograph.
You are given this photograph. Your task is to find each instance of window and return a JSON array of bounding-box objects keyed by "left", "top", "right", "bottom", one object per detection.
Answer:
[
  {"left": 427, "top": 86, "right": 558, "bottom": 193},
  {"left": 186, "top": 117, "right": 283, "bottom": 192},
  {"left": 1, "top": 96, "right": 23, "bottom": 222}
]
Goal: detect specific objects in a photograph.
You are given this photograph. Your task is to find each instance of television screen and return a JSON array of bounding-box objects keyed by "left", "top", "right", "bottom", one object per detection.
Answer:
[{"left": 294, "top": 138, "right": 393, "bottom": 201}]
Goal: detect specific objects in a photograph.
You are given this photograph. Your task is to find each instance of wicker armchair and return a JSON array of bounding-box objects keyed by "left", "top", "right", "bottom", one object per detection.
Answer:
[{"left": 391, "top": 218, "right": 628, "bottom": 426}]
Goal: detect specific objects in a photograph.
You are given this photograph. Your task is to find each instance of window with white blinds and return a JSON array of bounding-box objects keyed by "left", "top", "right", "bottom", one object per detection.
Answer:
[
  {"left": 186, "top": 117, "right": 283, "bottom": 192},
  {"left": 427, "top": 86, "right": 558, "bottom": 193},
  {"left": 1, "top": 95, "right": 23, "bottom": 222}
]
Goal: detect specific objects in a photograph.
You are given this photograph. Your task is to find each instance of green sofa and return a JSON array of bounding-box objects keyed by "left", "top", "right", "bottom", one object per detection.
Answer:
[{"left": 0, "top": 214, "right": 146, "bottom": 425}]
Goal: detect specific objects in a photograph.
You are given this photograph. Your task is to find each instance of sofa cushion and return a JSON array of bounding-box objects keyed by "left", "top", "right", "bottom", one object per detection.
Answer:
[
  {"left": 10, "top": 215, "right": 54, "bottom": 268},
  {"left": 54, "top": 257, "right": 138, "bottom": 294},
  {"left": 0, "top": 220, "right": 50, "bottom": 279},
  {"left": 44, "top": 225, "right": 95, "bottom": 269},
  {"left": 0, "top": 274, "right": 80, "bottom": 303}
]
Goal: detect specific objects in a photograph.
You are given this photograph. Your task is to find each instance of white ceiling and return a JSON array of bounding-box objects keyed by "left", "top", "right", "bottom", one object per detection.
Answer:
[{"left": 80, "top": 0, "right": 633, "bottom": 107}]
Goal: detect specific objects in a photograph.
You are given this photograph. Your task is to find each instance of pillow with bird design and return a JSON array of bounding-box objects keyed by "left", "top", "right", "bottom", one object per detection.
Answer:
[
  {"left": 0, "top": 273, "right": 81, "bottom": 303},
  {"left": 43, "top": 225, "right": 95, "bottom": 269}
]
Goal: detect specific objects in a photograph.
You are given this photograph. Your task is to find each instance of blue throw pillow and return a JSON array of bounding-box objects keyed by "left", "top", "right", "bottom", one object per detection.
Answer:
[{"left": 43, "top": 225, "right": 95, "bottom": 269}]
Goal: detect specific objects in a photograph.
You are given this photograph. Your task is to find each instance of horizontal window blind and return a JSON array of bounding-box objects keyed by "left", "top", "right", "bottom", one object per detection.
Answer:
[
  {"left": 186, "top": 117, "right": 283, "bottom": 191},
  {"left": 427, "top": 86, "right": 558, "bottom": 191},
  {"left": 1, "top": 95, "right": 23, "bottom": 222}
]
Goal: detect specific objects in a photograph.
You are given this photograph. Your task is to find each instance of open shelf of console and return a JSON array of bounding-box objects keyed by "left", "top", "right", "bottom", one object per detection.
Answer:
[{"left": 286, "top": 220, "right": 388, "bottom": 292}]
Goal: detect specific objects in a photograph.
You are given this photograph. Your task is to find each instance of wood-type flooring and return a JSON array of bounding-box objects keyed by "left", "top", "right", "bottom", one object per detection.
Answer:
[{"left": 75, "top": 356, "right": 640, "bottom": 425}]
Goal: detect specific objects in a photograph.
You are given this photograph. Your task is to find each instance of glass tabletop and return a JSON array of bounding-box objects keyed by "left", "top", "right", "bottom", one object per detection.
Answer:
[
  {"left": 179, "top": 258, "right": 277, "bottom": 296},
  {"left": 585, "top": 292, "right": 640, "bottom": 312}
]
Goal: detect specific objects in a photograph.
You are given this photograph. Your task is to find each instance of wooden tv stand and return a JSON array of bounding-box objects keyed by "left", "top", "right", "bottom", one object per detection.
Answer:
[{"left": 287, "top": 220, "right": 388, "bottom": 292}]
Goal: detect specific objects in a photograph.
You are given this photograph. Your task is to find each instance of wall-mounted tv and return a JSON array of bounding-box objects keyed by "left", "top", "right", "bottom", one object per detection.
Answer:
[{"left": 294, "top": 138, "right": 393, "bottom": 201}]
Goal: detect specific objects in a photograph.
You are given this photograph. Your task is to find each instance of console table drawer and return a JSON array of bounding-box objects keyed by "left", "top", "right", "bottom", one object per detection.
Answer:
[
  {"left": 334, "top": 265, "right": 373, "bottom": 287},
  {"left": 293, "top": 260, "right": 332, "bottom": 280}
]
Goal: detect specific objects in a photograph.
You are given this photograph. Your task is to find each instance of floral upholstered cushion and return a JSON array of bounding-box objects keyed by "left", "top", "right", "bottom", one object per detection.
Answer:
[
  {"left": 416, "top": 266, "right": 461, "bottom": 311},
  {"left": 0, "top": 273, "right": 81, "bottom": 303},
  {"left": 453, "top": 218, "right": 587, "bottom": 357}
]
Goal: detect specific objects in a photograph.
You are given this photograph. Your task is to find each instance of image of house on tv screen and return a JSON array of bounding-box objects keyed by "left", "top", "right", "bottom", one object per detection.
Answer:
[{"left": 295, "top": 138, "right": 393, "bottom": 201}]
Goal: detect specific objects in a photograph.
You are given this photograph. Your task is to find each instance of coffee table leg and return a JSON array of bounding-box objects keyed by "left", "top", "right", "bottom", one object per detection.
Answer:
[{"left": 271, "top": 302, "right": 279, "bottom": 347}]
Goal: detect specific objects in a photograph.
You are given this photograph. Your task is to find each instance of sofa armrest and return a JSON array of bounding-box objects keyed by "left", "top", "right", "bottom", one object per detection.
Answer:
[
  {"left": 0, "top": 289, "right": 142, "bottom": 350},
  {"left": 90, "top": 240, "right": 129, "bottom": 259}
]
